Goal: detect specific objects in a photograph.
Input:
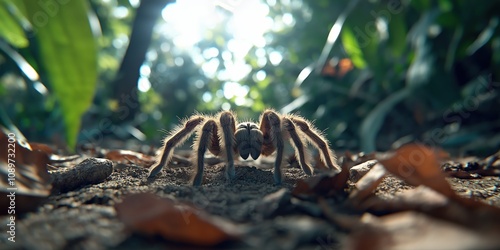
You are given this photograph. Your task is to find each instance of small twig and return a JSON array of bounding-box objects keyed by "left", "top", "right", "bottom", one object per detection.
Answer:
[
  {"left": 49, "top": 155, "right": 81, "bottom": 163},
  {"left": 46, "top": 164, "right": 58, "bottom": 171},
  {"left": 172, "top": 154, "right": 192, "bottom": 166},
  {"left": 205, "top": 156, "right": 223, "bottom": 166}
]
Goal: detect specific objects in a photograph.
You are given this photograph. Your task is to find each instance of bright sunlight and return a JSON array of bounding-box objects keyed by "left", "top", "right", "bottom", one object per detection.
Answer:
[{"left": 158, "top": 0, "right": 292, "bottom": 108}]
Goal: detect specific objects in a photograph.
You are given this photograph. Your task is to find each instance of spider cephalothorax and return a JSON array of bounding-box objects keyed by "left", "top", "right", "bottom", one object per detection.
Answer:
[{"left": 148, "top": 109, "right": 340, "bottom": 186}]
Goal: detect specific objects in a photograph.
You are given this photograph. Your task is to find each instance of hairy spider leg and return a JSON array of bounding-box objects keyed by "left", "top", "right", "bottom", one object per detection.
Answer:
[
  {"left": 289, "top": 117, "right": 340, "bottom": 173},
  {"left": 282, "top": 118, "right": 313, "bottom": 175},
  {"left": 148, "top": 116, "right": 205, "bottom": 177},
  {"left": 218, "top": 111, "right": 237, "bottom": 180},
  {"left": 208, "top": 119, "right": 221, "bottom": 156},
  {"left": 192, "top": 119, "right": 218, "bottom": 186},
  {"left": 260, "top": 109, "right": 284, "bottom": 184}
]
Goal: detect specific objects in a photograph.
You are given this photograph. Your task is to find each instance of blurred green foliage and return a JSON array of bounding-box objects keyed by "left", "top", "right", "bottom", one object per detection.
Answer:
[
  {"left": 0, "top": 0, "right": 96, "bottom": 150},
  {"left": 0, "top": 0, "right": 499, "bottom": 155}
]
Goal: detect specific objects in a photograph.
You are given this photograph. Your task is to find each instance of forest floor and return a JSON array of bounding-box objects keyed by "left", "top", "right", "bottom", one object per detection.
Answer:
[{"left": 1, "top": 142, "right": 500, "bottom": 250}]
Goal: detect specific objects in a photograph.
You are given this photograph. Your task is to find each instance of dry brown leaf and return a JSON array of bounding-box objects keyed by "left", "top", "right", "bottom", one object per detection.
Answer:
[
  {"left": 318, "top": 197, "right": 363, "bottom": 230},
  {"left": 362, "top": 144, "right": 500, "bottom": 225},
  {"left": 349, "top": 159, "right": 378, "bottom": 182},
  {"left": 349, "top": 163, "right": 387, "bottom": 205},
  {"left": 375, "top": 143, "right": 456, "bottom": 198},
  {"left": 0, "top": 128, "right": 52, "bottom": 214},
  {"left": 345, "top": 212, "right": 500, "bottom": 250},
  {"left": 442, "top": 155, "right": 500, "bottom": 178},
  {"left": 115, "top": 193, "right": 239, "bottom": 246},
  {"left": 105, "top": 149, "right": 155, "bottom": 165},
  {"left": 292, "top": 156, "right": 350, "bottom": 198},
  {"left": 357, "top": 186, "right": 452, "bottom": 219},
  {"left": 29, "top": 142, "right": 55, "bottom": 155},
  {"left": 355, "top": 183, "right": 500, "bottom": 233}
]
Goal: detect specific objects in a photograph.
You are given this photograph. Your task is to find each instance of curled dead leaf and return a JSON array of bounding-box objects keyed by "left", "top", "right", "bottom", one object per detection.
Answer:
[
  {"left": 292, "top": 156, "right": 350, "bottom": 198},
  {"left": 345, "top": 212, "right": 500, "bottom": 250},
  {"left": 375, "top": 143, "right": 456, "bottom": 198},
  {"left": 0, "top": 127, "right": 52, "bottom": 214},
  {"left": 349, "top": 163, "right": 387, "bottom": 205},
  {"left": 29, "top": 142, "right": 55, "bottom": 155},
  {"left": 115, "top": 193, "right": 240, "bottom": 246}
]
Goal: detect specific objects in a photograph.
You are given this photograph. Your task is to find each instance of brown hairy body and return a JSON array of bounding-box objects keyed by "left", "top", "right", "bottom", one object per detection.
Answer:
[{"left": 148, "top": 109, "right": 340, "bottom": 186}]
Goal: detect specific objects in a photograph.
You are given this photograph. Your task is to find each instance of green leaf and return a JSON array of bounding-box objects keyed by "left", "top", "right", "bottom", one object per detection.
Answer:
[
  {"left": 24, "top": 0, "right": 97, "bottom": 150},
  {"left": 387, "top": 14, "right": 407, "bottom": 58},
  {"left": 0, "top": 1, "right": 28, "bottom": 47},
  {"left": 341, "top": 26, "right": 367, "bottom": 69}
]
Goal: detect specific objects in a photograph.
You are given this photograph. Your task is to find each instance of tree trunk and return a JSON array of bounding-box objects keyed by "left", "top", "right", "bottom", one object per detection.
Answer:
[{"left": 111, "top": 0, "right": 173, "bottom": 123}]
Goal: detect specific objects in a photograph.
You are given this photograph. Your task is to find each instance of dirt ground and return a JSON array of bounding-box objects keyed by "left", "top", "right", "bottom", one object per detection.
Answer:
[{"left": 2, "top": 149, "right": 500, "bottom": 250}]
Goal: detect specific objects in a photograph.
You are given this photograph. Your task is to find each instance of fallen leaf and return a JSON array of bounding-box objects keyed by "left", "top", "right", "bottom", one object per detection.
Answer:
[
  {"left": 292, "top": 156, "right": 351, "bottom": 198},
  {"left": 105, "top": 149, "right": 155, "bottom": 165},
  {"left": 345, "top": 212, "right": 500, "bottom": 250},
  {"left": 354, "top": 185, "right": 500, "bottom": 233},
  {"left": 0, "top": 127, "right": 52, "bottom": 214},
  {"left": 372, "top": 145, "right": 500, "bottom": 224},
  {"left": 442, "top": 156, "right": 500, "bottom": 178},
  {"left": 350, "top": 159, "right": 378, "bottom": 182},
  {"left": 318, "top": 197, "right": 364, "bottom": 230},
  {"left": 256, "top": 188, "right": 293, "bottom": 218},
  {"left": 349, "top": 163, "right": 387, "bottom": 204},
  {"left": 29, "top": 142, "right": 55, "bottom": 155},
  {"left": 375, "top": 143, "right": 456, "bottom": 198},
  {"left": 245, "top": 215, "right": 333, "bottom": 249},
  {"left": 115, "top": 193, "right": 239, "bottom": 246}
]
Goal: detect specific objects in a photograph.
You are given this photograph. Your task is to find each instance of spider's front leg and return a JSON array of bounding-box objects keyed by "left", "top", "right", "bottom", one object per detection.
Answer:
[
  {"left": 192, "top": 118, "right": 219, "bottom": 186},
  {"left": 260, "top": 109, "right": 285, "bottom": 184},
  {"left": 192, "top": 111, "right": 236, "bottom": 186},
  {"left": 148, "top": 115, "right": 205, "bottom": 178},
  {"left": 218, "top": 111, "right": 237, "bottom": 180}
]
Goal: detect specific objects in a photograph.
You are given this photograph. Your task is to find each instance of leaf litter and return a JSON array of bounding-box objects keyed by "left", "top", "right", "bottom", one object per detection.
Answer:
[
  {"left": 1, "top": 139, "right": 500, "bottom": 249},
  {"left": 0, "top": 127, "right": 52, "bottom": 214}
]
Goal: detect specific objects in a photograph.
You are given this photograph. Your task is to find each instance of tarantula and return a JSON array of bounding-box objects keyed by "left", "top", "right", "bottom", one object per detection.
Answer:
[{"left": 148, "top": 109, "right": 340, "bottom": 186}]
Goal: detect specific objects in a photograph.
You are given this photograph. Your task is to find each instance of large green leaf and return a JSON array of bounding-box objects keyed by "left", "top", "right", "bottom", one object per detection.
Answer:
[
  {"left": 0, "top": 0, "right": 28, "bottom": 47},
  {"left": 23, "top": 0, "right": 97, "bottom": 149},
  {"left": 341, "top": 25, "right": 367, "bottom": 69}
]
